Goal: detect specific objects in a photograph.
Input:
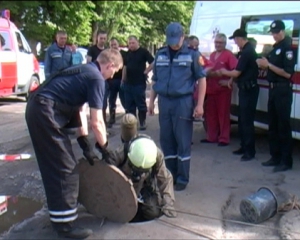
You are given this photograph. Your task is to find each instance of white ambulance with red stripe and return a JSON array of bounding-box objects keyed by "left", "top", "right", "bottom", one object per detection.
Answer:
[
  {"left": 0, "top": 9, "right": 40, "bottom": 100},
  {"left": 190, "top": 1, "right": 300, "bottom": 140}
]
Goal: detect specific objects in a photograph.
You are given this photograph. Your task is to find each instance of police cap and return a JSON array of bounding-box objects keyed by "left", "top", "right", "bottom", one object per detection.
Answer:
[
  {"left": 166, "top": 22, "right": 184, "bottom": 46},
  {"left": 229, "top": 29, "right": 247, "bottom": 40},
  {"left": 269, "top": 20, "right": 285, "bottom": 34}
]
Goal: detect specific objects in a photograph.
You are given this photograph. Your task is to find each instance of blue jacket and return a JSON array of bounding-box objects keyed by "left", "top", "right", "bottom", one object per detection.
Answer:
[
  {"left": 44, "top": 43, "right": 73, "bottom": 78},
  {"left": 152, "top": 44, "right": 206, "bottom": 97}
]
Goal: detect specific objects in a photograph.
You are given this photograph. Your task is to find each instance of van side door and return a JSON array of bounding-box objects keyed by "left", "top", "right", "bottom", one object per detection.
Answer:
[
  {"left": 0, "top": 30, "right": 17, "bottom": 93},
  {"left": 14, "top": 30, "right": 34, "bottom": 88},
  {"left": 241, "top": 13, "right": 300, "bottom": 138}
]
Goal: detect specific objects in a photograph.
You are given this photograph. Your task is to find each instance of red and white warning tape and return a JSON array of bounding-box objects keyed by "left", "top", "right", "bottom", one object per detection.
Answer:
[{"left": 0, "top": 154, "right": 32, "bottom": 161}]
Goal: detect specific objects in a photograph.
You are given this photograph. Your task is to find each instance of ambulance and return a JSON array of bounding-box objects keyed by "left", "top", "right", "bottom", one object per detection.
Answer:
[
  {"left": 190, "top": 1, "right": 300, "bottom": 140},
  {"left": 0, "top": 9, "right": 40, "bottom": 100}
]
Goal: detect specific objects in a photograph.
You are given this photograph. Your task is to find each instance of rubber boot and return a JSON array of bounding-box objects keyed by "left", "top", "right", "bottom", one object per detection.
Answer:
[
  {"left": 138, "top": 111, "right": 147, "bottom": 131},
  {"left": 107, "top": 108, "right": 116, "bottom": 128}
]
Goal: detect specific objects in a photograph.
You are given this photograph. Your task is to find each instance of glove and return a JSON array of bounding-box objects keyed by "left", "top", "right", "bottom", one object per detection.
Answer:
[
  {"left": 161, "top": 205, "right": 177, "bottom": 218},
  {"left": 77, "top": 136, "right": 98, "bottom": 166},
  {"left": 95, "top": 142, "right": 112, "bottom": 164}
]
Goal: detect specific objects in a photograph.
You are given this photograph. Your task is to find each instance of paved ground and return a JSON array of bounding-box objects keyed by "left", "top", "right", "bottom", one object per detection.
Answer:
[{"left": 0, "top": 96, "right": 300, "bottom": 239}]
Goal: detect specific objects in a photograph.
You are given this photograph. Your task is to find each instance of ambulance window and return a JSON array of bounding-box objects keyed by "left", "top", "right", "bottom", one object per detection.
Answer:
[
  {"left": 0, "top": 31, "right": 12, "bottom": 51},
  {"left": 15, "top": 32, "right": 26, "bottom": 53},
  {"left": 245, "top": 19, "right": 294, "bottom": 54}
]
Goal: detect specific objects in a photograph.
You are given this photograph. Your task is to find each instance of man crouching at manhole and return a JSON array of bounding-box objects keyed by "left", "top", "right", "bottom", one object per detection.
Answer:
[{"left": 97, "top": 113, "right": 177, "bottom": 221}]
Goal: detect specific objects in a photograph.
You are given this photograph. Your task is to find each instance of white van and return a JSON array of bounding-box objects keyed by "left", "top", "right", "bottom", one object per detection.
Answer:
[{"left": 190, "top": 1, "right": 300, "bottom": 140}]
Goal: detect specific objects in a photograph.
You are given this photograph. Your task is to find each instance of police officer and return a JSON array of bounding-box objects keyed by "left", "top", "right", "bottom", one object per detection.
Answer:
[
  {"left": 25, "top": 49, "right": 123, "bottom": 239},
  {"left": 257, "top": 20, "right": 294, "bottom": 172},
  {"left": 219, "top": 29, "right": 259, "bottom": 161},
  {"left": 100, "top": 114, "right": 176, "bottom": 221},
  {"left": 44, "top": 30, "right": 73, "bottom": 79},
  {"left": 148, "top": 22, "right": 206, "bottom": 191}
]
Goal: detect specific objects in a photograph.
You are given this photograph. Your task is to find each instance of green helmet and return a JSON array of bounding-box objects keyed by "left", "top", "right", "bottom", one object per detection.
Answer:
[{"left": 127, "top": 138, "right": 157, "bottom": 169}]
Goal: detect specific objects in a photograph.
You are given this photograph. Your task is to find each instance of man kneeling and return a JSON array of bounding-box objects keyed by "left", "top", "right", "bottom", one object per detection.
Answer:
[{"left": 97, "top": 114, "right": 177, "bottom": 221}]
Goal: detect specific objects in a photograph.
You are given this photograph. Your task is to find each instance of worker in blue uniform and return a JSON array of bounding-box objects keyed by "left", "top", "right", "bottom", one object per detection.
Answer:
[
  {"left": 148, "top": 22, "right": 206, "bottom": 191},
  {"left": 25, "top": 49, "right": 123, "bottom": 239}
]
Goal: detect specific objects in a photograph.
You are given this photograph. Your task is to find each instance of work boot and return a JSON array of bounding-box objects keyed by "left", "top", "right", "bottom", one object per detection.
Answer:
[
  {"left": 107, "top": 108, "right": 116, "bottom": 128},
  {"left": 138, "top": 111, "right": 147, "bottom": 131},
  {"left": 53, "top": 222, "right": 93, "bottom": 239},
  {"left": 57, "top": 227, "right": 93, "bottom": 239}
]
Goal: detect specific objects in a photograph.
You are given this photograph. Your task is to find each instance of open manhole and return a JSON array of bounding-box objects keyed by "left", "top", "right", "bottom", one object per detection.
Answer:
[{"left": 0, "top": 196, "right": 43, "bottom": 235}]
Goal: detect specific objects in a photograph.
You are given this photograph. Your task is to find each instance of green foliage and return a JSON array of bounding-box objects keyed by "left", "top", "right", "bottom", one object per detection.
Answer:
[{"left": 0, "top": 1, "right": 196, "bottom": 47}]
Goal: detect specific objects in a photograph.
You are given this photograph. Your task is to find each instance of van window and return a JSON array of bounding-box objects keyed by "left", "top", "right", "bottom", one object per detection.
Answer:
[
  {"left": 242, "top": 14, "right": 300, "bottom": 59},
  {"left": 0, "top": 31, "right": 12, "bottom": 51},
  {"left": 15, "top": 32, "right": 26, "bottom": 53}
]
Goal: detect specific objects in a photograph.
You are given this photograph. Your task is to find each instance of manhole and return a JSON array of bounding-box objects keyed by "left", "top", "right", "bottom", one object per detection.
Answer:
[{"left": 0, "top": 196, "right": 43, "bottom": 234}]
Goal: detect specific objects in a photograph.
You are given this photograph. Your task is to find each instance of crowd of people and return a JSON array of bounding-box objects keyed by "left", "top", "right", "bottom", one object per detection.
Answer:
[{"left": 27, "top": 19, "right": 295, "bottom": 239}]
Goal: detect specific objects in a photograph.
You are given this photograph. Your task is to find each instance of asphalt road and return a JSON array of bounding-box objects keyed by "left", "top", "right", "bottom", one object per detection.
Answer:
[{"left": 1, "top": 98, "right": 300, "bottom": 239}]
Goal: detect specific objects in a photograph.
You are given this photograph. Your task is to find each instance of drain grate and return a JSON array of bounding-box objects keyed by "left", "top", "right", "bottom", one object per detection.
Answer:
[{"left": 240, "top": 199, "right": 259, "bottom": 223}]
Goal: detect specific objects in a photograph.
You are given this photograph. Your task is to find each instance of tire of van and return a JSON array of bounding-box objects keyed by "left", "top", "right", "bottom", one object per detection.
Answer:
[{"left": 25, "top": 76, "right": 40, "bottom": 101}]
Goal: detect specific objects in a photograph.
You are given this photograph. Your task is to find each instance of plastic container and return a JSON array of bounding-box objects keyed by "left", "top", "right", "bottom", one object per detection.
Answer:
[{"left": 239, "top": 187, "right": 278, "bottom": 224}]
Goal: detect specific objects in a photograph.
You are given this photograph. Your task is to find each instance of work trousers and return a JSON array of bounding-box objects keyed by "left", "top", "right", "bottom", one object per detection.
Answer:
[
  {"left": 204, "top": 91, "right": 231, "bottom": 143},
  {"left": 268, "top": 86, "right": 293, "bottom": 166},
  {"left": 130, "top": 186, "right": 161, "bottom": 222},
  {"left": 158, "top": 94, "right": 193, "bottom": 186},
  {"left": 238, "top": 85, "right": 259, "bottom": 156},
  {"left": 108, "top": 78, "right": 126, "bottom": 111},
  {"left": 25, "top": 95, "right": 80, "bottom": 231},
  {"left": 124, "top": 83, "right": 147, "bottom": 116},
  {"left": 103, "top": 81, "right": 110, "bottom": 113}
]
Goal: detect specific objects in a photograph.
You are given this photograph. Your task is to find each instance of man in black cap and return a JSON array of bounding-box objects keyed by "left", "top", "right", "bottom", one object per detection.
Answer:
[
  {"left": 256, "top": 20, "right": 294, "bottom": 172},
  {"left": 219, "top": 29, "right": 259, "bottom": 161}
]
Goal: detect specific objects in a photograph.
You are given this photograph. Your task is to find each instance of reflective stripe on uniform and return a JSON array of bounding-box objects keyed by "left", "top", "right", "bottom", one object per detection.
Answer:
[
  {"left": 178, "top": 156, "right": 191, "bottom": 161},
  {"left": 164, "top": 155, "right": 177, "bottom": 160},
  {"left": 49, "top": 208, "right": 78, "bottom": 223}
]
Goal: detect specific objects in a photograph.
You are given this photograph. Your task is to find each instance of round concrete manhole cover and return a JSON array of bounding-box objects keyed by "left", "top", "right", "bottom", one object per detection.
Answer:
[{"left": 77, "top": 159, "right": 138, "bottom": 223}]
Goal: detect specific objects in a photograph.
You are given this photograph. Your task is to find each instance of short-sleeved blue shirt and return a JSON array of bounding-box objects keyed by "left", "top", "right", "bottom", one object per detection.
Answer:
[{"left": 38, "top": 62, "right": 105, "bottom": 109}]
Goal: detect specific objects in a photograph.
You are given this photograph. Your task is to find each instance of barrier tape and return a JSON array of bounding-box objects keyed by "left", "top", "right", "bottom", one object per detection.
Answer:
[{"left": 0, "top": 154, "right": 32, "bottom": 161}]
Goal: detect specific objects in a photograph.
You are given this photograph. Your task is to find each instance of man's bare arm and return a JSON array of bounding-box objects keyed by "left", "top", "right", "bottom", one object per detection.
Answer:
[
  {"left": 77, "top": 104, "right": 89, "bottom": 136},
  {"left": 144, "top": 62, "right": 154, "bottom": 74},
  {"left": 149, "top": 81, "right": 157, "bottom": 104},
  {"left": 268, "top": 63, "right": 291, "bottom": 79},
  {"left": 90, "top": 108, "right": 107, "bottom": 146},
  {"left": 197, "top": 77, "right": 206, "bottom": 107}
]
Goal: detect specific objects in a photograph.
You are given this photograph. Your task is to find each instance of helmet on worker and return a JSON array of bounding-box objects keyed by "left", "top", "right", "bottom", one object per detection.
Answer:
[{"left": 127, "top": 137, "right": 157, "bottom": 170}]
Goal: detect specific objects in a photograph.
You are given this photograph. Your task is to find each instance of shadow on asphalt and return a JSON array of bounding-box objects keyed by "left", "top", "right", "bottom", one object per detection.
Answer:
[{"left": 0, "top": 97, "right": 26, "bottom": 106}]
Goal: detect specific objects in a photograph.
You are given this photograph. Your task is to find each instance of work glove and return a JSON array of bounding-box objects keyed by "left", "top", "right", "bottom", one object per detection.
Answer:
[
  {"left": 161, "top": 205, "right": 177, "bottom": 218},
  {"left": 95, "top": 142, "right": 112, "bottom": 164},
  {"left": 77, "top": 136, "right": 98, "bottom": 166}
]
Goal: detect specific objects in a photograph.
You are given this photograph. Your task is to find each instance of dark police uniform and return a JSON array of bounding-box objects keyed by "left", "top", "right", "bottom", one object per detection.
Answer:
[
  {"left": 262, "top": 20, "right": 295, "bottom": 171},
  {"left": 25, "top": 62, "right": 105, "bottom": 234},
  {"left": 231, "top": 34, "right": 259, "bottom": 160},
  {"left": 152, "top": 43, "right": 205, "bottom": 188},
  {"left": 123, "top": 47, "right": 154, "bottom": 128}
]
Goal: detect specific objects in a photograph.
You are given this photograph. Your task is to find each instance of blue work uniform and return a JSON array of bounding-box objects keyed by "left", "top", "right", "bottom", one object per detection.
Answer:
[
  {"left": 152, "top": 44, "right": 206, "bottom": 185},
  {"left": 44, "top": 43, "right": 73, "bottom": 78},
  {"left": 25, "top": 62, "right": 105, "bottom": 232}
]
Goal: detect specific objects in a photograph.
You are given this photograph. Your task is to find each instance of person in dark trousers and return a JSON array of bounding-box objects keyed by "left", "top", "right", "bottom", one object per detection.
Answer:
[
  {"left": 122, "top": 36, "right": 154, "bottom": 130},
  {"left": 257, "top": 20, "right": 294, "bottom": 172},
  {"left": 148, "top": 22, "right": 206, "bottom": 191},
  {"left": 107, "top": 38, "right": 127, "bottom": 128},
  {"left": 219, "top": 29, "right": 259, "bottom": 161},
  {"left": 25, "top": 49, "right": 123, "bottom": 239},
  {"left": 87, "top": 31, "right": 110, "bottom": 125},
  {"left": 44, "top": 30, "right": 73, "bottom": 79}
]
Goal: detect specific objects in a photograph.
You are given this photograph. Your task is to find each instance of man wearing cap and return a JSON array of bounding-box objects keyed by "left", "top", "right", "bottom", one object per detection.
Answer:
[
  {"left": 256, "top": 20, "right": 294, "bottom": 172},
  {"left": 148, "top": 22, "right": 206, "bottom": 191},
  {"left": 98, "top": 113, "right": 176, "bottom": 221},
  {"left": 219, "top": 29, "right": 259, "bottom": 161}
]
